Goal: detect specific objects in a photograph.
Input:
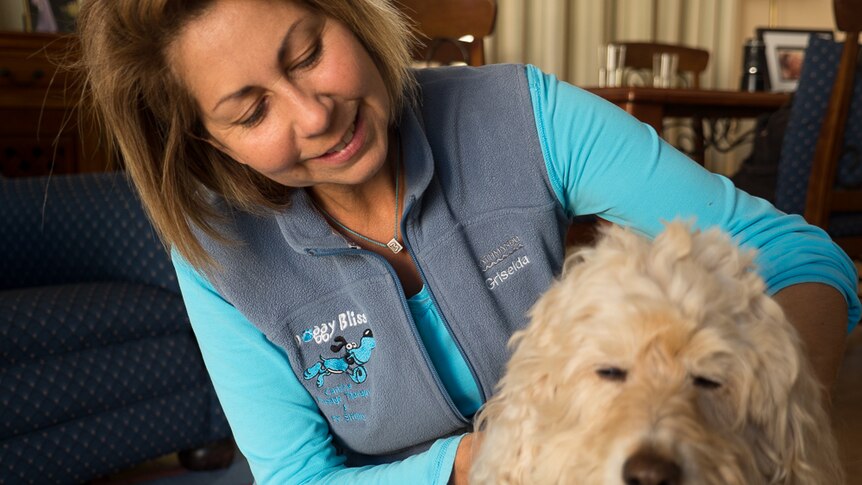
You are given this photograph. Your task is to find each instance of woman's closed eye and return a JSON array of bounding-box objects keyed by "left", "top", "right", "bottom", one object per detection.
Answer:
[
  {"left": 236, "top": 40, "right": 323, "bottom": 128},
  {"left": 238, "top": 96, "right": 269, "bottom": 128},
  {"left": 292, "top": 39, "right": 323, "bottom": 71}
]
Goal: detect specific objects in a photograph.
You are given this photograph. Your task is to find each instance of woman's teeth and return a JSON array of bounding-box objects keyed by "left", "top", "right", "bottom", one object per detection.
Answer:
[{"left": 326, "top": 122, "right": 356, "bottom": 154}]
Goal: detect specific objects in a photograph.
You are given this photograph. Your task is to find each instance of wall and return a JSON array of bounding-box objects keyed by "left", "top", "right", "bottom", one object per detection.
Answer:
[
  {"left": 740, "top": 0, "right": 834, "bottom": 36},
  {"left": 734, "top": 0, "right": 835, "bottom": 82}
]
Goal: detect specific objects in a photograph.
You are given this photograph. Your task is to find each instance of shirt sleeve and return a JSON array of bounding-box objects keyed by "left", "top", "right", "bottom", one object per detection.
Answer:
[
  {"left": 525, "top": 64, "right": 860, "bottom": 331},
  {"left": 172, "top": 254, "right": 464, "bottom": 485}
]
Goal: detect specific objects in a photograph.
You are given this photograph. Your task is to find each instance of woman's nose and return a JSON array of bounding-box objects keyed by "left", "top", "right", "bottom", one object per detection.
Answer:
[{"left": 281, "top": 82, "right": 334, "bottom": 139}]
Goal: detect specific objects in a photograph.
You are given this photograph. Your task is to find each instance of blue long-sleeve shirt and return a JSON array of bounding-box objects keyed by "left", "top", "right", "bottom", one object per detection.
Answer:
[{"left": 173, "top": 65, "right": 859, "bottom": 484}]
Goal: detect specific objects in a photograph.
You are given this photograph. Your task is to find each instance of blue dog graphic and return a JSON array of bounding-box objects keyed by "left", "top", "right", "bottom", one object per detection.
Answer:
[{"left": 303, "top": 329, "right": 376, "bottom": 388}]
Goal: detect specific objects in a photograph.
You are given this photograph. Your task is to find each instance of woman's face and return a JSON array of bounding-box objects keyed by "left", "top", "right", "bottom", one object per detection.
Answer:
[{"left": 170, "top": 0, "right": 392, "bottom": 190}]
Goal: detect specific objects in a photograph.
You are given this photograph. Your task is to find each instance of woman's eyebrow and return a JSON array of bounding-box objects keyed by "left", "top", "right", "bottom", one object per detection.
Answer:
[
  {"left": 211, "top": 16, "right": 310, "bottom": 113},
  {"left": 277, "top": 16, "right": 310, "bottom": 68}
]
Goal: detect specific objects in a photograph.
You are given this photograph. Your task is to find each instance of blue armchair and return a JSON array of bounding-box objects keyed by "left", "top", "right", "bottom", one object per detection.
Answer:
[{"left": 0, "top": 172, "right": 231, "bottom": 484}]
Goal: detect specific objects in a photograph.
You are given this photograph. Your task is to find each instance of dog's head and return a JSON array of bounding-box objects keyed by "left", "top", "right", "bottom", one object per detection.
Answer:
[{"left": 471, "top": 222, "right": 842, "bottom": 485}]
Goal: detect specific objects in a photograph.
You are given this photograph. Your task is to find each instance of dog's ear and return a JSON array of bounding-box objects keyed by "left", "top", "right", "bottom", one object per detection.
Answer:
[
  {"left": 471, "top": 379, "right": 545, "bottom": 484},
  {"left": 654, "top": 221, "right": 758, "bottom": 284},
  {"left": 471, "top": 312, "right": 570, "bottom": 483},
  {"left": 741, "top": 300, "right": 843, "bottom": 484}
]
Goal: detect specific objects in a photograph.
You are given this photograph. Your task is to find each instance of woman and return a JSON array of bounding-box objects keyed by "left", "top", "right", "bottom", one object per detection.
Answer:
[{"left": 77, "top": 0, "right": 858, "bottom": 483}]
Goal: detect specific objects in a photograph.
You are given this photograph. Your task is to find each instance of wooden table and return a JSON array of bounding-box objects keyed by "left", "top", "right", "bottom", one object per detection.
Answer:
[
  {"left": 586, "top": 86, "right": 791, "bottom": 135},
  {"left": 585, "top": 87, "right": 790, "bottom": 165}
]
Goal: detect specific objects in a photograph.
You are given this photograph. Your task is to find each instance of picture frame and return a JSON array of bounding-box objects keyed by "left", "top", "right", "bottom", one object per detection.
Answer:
[
  {"left": 27, "top": 0, "right": 79, "bottom": 33},
  {"left": 756, "top": 28, "right": 834, "bottom": 92}
]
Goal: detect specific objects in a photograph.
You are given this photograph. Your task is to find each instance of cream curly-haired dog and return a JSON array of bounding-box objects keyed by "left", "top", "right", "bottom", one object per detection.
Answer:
[{"left": 472, "top": 222, "right": 842, "bottom": 485}]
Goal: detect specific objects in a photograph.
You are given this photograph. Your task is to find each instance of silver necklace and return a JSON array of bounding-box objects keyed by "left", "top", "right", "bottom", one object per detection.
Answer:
[{"left": 316, "top": 140, "right": 403, "bottom": 254}]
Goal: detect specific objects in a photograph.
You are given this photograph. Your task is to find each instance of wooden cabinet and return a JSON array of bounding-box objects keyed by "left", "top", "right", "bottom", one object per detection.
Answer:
[{"left": 0, "top": 32, "right": 111, "bottom": 177}]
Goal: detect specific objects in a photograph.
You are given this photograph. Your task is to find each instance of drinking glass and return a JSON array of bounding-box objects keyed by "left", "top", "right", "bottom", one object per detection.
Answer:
[
  {"left": 598, "top": 44, "right": 626, "bottom": 87},
  {"left": 652, "top": 52, "right": 679, "bottom": 88}
]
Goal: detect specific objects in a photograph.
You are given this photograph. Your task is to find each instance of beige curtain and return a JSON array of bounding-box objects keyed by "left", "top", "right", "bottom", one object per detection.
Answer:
[
  {"left": 487, "top": 0, "right": 741, "bottom": 88},
  {"left": 486, "top": 0, "right": 744, "bottom": 173}
]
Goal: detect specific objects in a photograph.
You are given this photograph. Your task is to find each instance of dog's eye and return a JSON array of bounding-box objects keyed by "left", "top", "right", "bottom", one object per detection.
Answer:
[
  {"left": 596, "top": 367, "right": 628, "bottom": 382},
  {"left": 692, "top": 376, "right": 722, "bottom": 389}
]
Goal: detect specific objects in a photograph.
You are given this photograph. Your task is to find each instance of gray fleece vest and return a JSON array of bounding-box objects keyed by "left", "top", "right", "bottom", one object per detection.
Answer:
[{"left": 198, "top": 64, "right": 569, "bottom": 464}]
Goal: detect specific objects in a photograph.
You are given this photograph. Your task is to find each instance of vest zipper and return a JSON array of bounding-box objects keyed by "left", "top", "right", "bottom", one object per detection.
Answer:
[
  {"left": 401, "top": 196, "right": 488, "bottom": 404},
  {"left": 308, "top": 244, "right": 469, "bottom": 424}
]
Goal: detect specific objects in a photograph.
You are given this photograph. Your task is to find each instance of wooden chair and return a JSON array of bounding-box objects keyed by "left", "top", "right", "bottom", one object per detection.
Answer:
[
  {"left": 395, "top": 0, "right": 497, "bottom": 66},
  {"left": 802, "top": 0, "right": 862, "bottom": 257},
  {"left": 617, "top": 42, "right": 710, "bottom": 89},
  {"left": 617, "top": 42, "right": 710, "bottom": 164}
]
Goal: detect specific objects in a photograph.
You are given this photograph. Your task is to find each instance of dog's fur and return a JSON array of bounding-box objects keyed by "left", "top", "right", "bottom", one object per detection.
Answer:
[{"left": 471, "top": 222, "right": 843, "bottom": 484}]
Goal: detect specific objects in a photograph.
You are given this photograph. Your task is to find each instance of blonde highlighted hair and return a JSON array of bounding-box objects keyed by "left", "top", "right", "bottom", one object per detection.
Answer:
[{"left": 76, "top": 0, "right": 417, "bottom": 270}]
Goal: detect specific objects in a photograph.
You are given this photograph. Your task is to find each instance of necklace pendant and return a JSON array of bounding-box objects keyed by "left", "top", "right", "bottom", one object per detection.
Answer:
[{"left": 386, "top": 238, "right": 404, "bottom": 253}]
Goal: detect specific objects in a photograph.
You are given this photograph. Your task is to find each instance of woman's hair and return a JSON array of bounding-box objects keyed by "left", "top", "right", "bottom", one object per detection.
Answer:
[{"left": 76, "top": 0, "right": 417, "bottom": 271}]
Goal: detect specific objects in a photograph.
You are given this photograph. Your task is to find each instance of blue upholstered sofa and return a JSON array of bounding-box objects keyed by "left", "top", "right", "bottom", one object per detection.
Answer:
[{"left": 0, "top": 172, "right": 231, "bottom": 484}]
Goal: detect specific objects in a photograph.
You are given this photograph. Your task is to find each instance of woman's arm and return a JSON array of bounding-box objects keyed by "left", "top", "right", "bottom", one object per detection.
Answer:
[
  {"left": 173, "top": 255, "right": 463, "bottom": 484},
  {"left": 773, "top": 282, "right": 848, "bottom": 394},
  {"left": 449, "top": 432, "right": 476, "bottom": 485}
]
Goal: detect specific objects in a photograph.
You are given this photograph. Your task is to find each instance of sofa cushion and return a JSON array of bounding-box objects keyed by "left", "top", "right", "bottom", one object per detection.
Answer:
[
  {"left": 0, "top": 283, "right": 210, "bottom": 440},
  {"left": 1, "top": 282, "right": 190, "bottom": 365},
  {"left": 1, "top": 387, "right": 224, "bottom": 484}
]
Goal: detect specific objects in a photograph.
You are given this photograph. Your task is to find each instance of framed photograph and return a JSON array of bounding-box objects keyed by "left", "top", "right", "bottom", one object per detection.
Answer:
[
  {"left": 756, "top": 28, "right": 834, "bottom": 92},
  {"left": 27, "top": 0, "right": 79, "bottom": 33}
]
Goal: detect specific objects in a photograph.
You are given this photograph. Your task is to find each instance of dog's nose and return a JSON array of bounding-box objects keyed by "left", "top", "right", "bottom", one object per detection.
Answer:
[{"left": 622, "top": 450, "right": 682, "bottom": 485}]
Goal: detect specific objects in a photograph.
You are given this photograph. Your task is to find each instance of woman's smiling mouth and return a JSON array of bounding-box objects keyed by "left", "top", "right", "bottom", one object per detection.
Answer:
[
  {"left": 317, "top": 110, "right": 365, "bottom": 164},
  {"left": 326, "top": 120, "right": 356, "bottom": 154}
]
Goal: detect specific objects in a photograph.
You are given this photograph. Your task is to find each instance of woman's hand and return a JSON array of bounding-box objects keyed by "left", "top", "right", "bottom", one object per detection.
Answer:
[{"left": 450, "top": 432, "right": 480, "bottom": 485}]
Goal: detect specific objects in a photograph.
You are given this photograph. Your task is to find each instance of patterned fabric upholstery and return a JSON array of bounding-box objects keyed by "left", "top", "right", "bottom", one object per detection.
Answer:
[
  {"left": 0, "top": 173, "right": 230, "bottom": 484},
  {"left": 0, "top": 173, "right": 177, "bottom": 291},
  {"left": 774, "top": 35, "right": 862, "bottom": 236}
]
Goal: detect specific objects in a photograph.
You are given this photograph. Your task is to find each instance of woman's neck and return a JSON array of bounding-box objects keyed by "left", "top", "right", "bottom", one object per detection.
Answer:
[
  {"left": 311, "top": 163, "right": 396, "bottom": 221},
  {"left": 308, "top": 133, "right": 404, "bottom": 239}
]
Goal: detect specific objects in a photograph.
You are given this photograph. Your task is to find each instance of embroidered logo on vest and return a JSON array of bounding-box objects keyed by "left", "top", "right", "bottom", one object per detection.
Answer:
[
  {"left": 479, "top": 235, "right": 532, "bottom": 290},
  {"left": 486, "top": 255, "right": 532, "bottom": 290},
  {"left": 303, "top": 328, "right": 377, "bottom": 424},
  {"left": 297, "top": 310, "right": 369, "bottom": 345},
  {"left": 303, "top": 329, "right": 376, "bottom": 388},
  {"left": 479, "top": 236, "right": 524, "bottom": 271}
]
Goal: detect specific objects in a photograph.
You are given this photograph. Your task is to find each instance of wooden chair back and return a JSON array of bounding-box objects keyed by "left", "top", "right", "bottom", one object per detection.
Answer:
[
  {"left": 803, "top": 0, "right": 862, "bottom": 256},
  {"left": 396, "top": 0, "right": 497, "bottom": 66},
  {"left": 616, "top": 42, "right": 710, "bottom": 88}
]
